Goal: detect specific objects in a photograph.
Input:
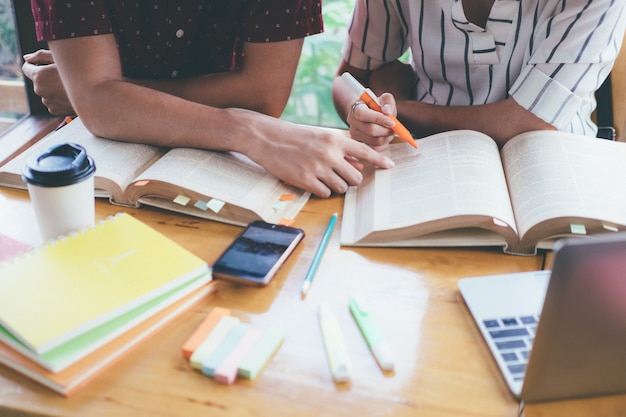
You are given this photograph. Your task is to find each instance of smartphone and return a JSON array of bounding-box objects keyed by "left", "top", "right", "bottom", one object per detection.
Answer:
[{"left": 212, "top": 221, "right": 305, "bottom": 286}]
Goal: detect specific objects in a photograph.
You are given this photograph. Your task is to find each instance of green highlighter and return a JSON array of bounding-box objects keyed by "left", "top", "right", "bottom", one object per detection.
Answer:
[{"left": 349, "top": 295, "right": 395, "bottom": 372}]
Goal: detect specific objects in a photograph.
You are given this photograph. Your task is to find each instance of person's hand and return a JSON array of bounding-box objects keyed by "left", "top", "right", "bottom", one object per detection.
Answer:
[
  {"left": 245, "top": 119, "right": 395, "bottom": 198},
  {"left": 346, "top": 93, "right": 399, "bottom": 151},
  {"left": 22, "top": 50, "right": 76, "bottom": 116}
]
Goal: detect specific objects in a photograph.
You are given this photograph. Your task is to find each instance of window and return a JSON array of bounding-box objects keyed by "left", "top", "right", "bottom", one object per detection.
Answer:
[
  {"left": 0, "top": 2, "right": 70, "bottom": 165},
  {"left": 0, "top": 0, "right": 27, "bottom": 135},
  {"left": 281, "top": 0, "right": 353, "bottom": 129}
]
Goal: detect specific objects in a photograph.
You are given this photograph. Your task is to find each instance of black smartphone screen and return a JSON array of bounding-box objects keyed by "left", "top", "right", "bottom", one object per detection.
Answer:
[{"left": 212, "top": 221, "right": 304, "bottom": 286}]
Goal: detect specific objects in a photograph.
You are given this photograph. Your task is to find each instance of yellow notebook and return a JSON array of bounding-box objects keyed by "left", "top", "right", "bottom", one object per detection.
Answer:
[{"left": 0, "top": 213, "right": 210, "bottom": 355}]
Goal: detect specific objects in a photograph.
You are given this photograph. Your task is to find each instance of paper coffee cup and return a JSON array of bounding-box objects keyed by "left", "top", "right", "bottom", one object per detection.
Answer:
[{"left": 22, "top": 142, "right": 96, "bottom": 241}]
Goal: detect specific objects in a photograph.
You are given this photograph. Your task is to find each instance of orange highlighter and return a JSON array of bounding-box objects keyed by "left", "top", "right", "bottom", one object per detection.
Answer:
[{"left": 341, "top": 72, "right": 418, "bottom": 149}]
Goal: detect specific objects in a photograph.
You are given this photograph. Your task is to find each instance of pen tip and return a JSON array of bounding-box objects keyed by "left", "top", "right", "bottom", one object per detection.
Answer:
[{"left": 301, "top": 281, "right": 310, "bottom": 299}]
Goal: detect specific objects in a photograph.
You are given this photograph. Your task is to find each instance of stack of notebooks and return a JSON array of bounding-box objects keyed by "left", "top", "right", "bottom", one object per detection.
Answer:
[{"left": 0, "top": 213, "right": 214, "bottom": 396}]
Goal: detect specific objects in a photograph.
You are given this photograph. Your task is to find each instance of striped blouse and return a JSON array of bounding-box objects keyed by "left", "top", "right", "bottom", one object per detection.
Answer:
[{"left": 343, "top": 0, "right": 626, "bottom": 136}]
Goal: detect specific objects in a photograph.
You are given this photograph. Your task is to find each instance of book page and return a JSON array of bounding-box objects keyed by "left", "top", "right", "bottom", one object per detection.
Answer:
[
  {"left": 0, "top": 118, "right": 166, "bottom": 204},
  {"left": 125, "top": 148, "right": 310, "bottom": 225},
  {"left": 342, "top": 130, "right": 518, "bottom": 245},
  {"left": 502, "top": 131, "right": 626, "bottom": 245}
]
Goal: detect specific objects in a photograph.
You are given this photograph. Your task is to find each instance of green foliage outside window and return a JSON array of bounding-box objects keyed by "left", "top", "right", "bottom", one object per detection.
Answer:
[
  {"left": 282, "top": 0, "right": 354, "bottom": 129},
  {"left": 0, "top": 0, "right": 19, "bottom": 78}
]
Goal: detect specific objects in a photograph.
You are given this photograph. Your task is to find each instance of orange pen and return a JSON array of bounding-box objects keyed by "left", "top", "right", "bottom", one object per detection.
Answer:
[{"left": 341, "top": 72, "right": 418, "bottom": 149}]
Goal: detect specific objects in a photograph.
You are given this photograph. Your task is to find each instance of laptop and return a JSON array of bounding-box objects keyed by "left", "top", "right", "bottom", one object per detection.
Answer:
[{"left": 458, "top": 233, "right": 626, "bottom": 403}]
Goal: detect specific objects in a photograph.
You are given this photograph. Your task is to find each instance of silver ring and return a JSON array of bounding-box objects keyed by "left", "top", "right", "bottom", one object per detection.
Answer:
[{"left": 351, "top": 99, "right": 365, "bottom": 115}]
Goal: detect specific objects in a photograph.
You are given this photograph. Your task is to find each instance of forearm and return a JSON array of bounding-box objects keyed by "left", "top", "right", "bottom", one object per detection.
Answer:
[
  {"left": 61, "top": 74, "right": 397, "bottom": 201},
  {"left": 363, "top": 60, "right": 555, "bottom": 144},
  {"left": 332, "top": 75, "right": 359, "bottom": 125},
  {"left": 397, "top": 97, "right": 555, "bottom": 146},
  {"left": 129, "top": 74, "right": 284, "bottom": 118},
  {"left": 71, "top": 78, "right": 284, "bottom": 156},
  {"left": 49, "top": 34, "right": 305, "bottom": 150},
  {"left": 131, "top": 39, "right": 303, "bottom": 118}
]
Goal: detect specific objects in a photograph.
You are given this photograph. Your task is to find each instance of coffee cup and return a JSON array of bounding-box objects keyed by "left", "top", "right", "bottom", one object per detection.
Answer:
[{"left": 22, "top": 142, "right": 96, "bottom": 241}]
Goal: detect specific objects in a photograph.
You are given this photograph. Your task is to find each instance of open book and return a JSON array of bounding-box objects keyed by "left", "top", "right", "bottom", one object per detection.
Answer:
[
  {"left": 0, "top": 118, "right": 310, "bottom": 226},
  {"left": 341, "top": 130, "right": 626, "bottom": 255}
]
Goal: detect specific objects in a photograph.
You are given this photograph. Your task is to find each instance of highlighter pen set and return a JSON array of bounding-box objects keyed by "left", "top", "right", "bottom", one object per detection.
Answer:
[
  {"left": 182, "top": 307, "right": 284, "bottom": 384},
  {"left": 182, "top": 296, "right": 394, "bottom": 386},
  {"left": 319, "top": 294, "right": 395, "bottom": 383}
]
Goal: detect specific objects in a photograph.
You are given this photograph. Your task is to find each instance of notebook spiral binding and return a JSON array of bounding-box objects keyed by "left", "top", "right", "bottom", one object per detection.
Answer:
[
  {"left": 0, "top": 213, "right": 125, "bottom": 267},
  {"left": 49, "top": 213, "right": 123, "bottom": 245}
]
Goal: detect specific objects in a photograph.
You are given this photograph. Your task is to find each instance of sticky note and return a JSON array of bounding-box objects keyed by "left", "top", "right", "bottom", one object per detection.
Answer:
[
  {"left": 272, "top": 201, "right": 287, "bottom": 211},
  {"left": 492, "top": 218, "right": 508, "bottom": 227},
  {"left": 279, "top": 193, "right": 295, "bottom": 201},
  {"left": 133, "top": 180, "right": 150, "bottom": 186},
  {"left": 278, "top": 218, "right": 295, "bottom": 227},
  {"left": 194, "top": 200, "right": 209, "bottom": 211},
  {"left": 570, "top": 224, "right": 587, "bottom": 235},
  {"left": 603, "top": 224, "right": 619, "bottom": 232},
  {"left": 214, "top": 326, "right": 263, "bottom": 384},
  {"left": 201, "top": 322, "right": 250, "bottom": 377},
  {"left": 181, "top": 307, "right": 231, "bottom": 359},
  {"left": 190, "top": 315, "right": 240, "bottom": 370},
  {"left": 207, "top": 198, "right": 225, "bottom": 213},
  {"left": 237, "top": 325, "right": 285, "bottom": 380},
  {"left": 173, "top": 194, "right": 191, "bottom": 206}
]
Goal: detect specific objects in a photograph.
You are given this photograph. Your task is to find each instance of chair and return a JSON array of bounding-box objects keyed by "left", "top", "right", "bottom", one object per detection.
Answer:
[
  {"left": 596, "top": 35, "right": 626, "bottom": 141},
  {"left": 612, "top": 40, "right": 626, "bottom": 141}
]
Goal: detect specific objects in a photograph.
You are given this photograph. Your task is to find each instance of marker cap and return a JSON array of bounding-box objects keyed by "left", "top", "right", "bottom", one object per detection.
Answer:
[{"left": 371, "top": 342, "right": 395, "bottom": 372}]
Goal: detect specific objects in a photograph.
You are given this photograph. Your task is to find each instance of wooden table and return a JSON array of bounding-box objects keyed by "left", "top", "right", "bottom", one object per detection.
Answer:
[{"left": 1, "top": 186, "right": 626, "bottom": 417}]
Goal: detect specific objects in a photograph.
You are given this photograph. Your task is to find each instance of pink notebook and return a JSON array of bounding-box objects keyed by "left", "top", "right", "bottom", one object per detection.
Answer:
[{"left": 0, "top": 233, "right": 31, "bottom": 263}]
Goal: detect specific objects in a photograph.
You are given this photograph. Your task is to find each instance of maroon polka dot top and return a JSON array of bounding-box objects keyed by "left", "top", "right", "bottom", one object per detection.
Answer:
[{"left": 31, "top": 0, "right": 324, "bottom": 79}]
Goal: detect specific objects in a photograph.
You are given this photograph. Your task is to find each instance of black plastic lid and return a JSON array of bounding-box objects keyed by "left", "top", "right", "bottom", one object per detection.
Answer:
[{"left": 22, "top": 143, "right": 96, "bottom": 187}]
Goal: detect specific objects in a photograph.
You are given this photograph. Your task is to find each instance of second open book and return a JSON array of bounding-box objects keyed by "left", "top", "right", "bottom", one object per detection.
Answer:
[{"left": 341, "top": 130, "right": 626, "bottom": 255}]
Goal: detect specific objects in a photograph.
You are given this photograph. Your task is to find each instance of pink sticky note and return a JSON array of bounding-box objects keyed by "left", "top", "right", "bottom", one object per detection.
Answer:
[{"left": 213, "top": 326, "right": 263, "bottom": 384}]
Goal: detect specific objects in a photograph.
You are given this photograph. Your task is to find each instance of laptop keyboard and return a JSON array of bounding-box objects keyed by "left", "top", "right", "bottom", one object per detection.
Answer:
[{"left": 483, "top": 315, "right": 539, "bottom": 381}]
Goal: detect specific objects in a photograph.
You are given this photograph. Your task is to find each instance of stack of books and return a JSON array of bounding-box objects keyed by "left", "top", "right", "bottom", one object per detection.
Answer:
[{"left": 0, "top": 213, "right": 214, "bottom": 396}]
